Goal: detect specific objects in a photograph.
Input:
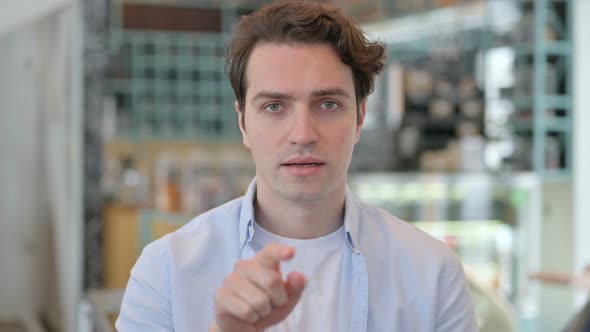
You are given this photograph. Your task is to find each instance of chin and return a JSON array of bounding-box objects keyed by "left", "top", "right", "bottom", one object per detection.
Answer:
[{"left": 281, "top": 183, "right": 328, "bottom": 202}]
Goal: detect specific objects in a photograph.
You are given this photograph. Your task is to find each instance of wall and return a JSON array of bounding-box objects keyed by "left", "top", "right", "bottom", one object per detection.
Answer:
[
  {"left": 0, "top": 19, "right": 52, "bottom": 320},
  {"left": 539, "top": 182, "right": 574, "bottom": 332},
  {"left": 573, "top": 0, "right": 590, "bottom": 306},
  {"left": 0, "top": 6, "right": 82, "bottom": 331}
]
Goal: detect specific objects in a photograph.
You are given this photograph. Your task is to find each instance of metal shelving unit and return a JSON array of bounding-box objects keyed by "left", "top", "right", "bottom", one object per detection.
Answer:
[
  {"left": 108, "top": 30, "right": 237, "bottom": 140},
  {"left": 105, "top": 1, "right": 263, "bottom": 141},
  {"left": 512, "top": 0, "right": 573, "bottom": 180},
  {"left": 363, "top": 2, "right": 493, "bottom": 59}
]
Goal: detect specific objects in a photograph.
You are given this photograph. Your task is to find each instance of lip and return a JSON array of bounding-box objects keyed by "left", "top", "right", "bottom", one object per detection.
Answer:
[
  {"left": 281, "top": 156, "right": 326, "bottom": 176},
  {"left": 281, "top": 156, "right": 326, "bottom": 166}
]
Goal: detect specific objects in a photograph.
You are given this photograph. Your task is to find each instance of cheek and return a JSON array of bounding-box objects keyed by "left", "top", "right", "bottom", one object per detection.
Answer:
[
  {"left": 249, "top": 132, "right": 274, "bottom": 159},
  {"left": 334, "top": 124, "right": 358, "bottom": 145},
  {"left": 328, "top": 127, "right": 358, "bottom": 162}
]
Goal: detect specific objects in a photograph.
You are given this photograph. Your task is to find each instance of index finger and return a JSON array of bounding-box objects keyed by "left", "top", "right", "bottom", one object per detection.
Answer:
[{"left": 254, "top": 243, "right": 295, "bottom": 269}]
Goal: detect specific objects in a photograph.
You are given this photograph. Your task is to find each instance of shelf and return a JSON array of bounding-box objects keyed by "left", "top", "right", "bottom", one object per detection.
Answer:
[
  {"left": 362, "top": 2, "right": 488, "bottom": 46},
  {"left": 544, "top": 118, "right": 571, "bottom": 132},
  {"left": 513, "top": 41, "right": 572, "bottom": 57},
  {"left": 512, "top": 117, "right": 572, "bottom": 133},
  {"left": 509, "top": 0, "right": 573, "bottom": 178},
  {"left": 539, "top": 169, "right": 571, "bottom": 182},
  {"left": 512, "top": 95, "right": 572, "bottom": 110}
]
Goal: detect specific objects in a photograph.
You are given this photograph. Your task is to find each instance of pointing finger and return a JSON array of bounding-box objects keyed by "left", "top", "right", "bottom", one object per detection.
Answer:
[{"left": 253, "top": 243, "right": 295, "bottom": 269}]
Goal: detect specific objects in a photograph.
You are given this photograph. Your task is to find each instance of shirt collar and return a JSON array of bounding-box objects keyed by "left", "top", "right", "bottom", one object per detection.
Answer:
[
  {"left": 238, "top": 178, "right": 362, "bottom": 252},
  {"left": 344, "top": 187, "right": 361, "bottom": 252},
  {"left": 238, "top": 178, "right": 257, "bottom": 247}
]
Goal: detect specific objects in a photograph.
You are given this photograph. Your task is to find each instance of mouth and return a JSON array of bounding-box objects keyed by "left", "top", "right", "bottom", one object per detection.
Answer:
[
  {"left": 282, "top": 162, "right": 325, "bottom": 167},
  {"left": 281, "top": 157, "right": 326, "bottom": 176}
]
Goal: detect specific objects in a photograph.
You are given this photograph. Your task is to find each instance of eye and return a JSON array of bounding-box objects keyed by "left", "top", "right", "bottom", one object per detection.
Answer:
[
  {"left": 263, "top": 103, "right": 283, "bottom": 113},
  {"left": 320, "top": 101, "right": 339, "bottom": 110}
]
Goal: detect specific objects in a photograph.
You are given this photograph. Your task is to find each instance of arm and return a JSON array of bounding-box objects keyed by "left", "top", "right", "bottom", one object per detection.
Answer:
[
  {"left": 116, "top": 241, "right": 173, "bottom": 332},
  {"left": 435, "top": 253, "right": 479, "bottom": 332}
]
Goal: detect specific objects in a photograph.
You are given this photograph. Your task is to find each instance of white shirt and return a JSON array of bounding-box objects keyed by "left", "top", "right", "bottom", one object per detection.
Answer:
[{"left": 250, "top": 221, "right": 348, "bottom": 332}]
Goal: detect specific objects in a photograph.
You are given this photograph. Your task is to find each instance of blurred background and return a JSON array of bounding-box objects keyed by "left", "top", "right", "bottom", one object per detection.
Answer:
[{"left": 1, "top": 0, "right": 589, "bottom": 331}]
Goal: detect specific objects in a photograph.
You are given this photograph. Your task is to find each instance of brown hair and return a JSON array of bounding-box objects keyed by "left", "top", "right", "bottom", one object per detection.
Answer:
[{"left": 225, "top": 0, "right": 386, "bottom": 120}]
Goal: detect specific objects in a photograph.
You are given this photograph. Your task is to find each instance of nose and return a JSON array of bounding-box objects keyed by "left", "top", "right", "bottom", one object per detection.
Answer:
[{"left": 287, "top": 107, "right": 319, "bottom": 146}]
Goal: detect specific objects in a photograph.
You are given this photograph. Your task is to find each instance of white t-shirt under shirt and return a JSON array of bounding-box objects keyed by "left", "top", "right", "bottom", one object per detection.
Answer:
[{"left": 250, "top": 221, "right": 349, "bottom": 332}]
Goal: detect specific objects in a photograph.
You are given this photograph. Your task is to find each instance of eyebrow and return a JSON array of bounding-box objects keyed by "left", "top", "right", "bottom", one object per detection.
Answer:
[
  {"left": 251, "top": 88, "right": 352, "bottom": 103},
  {"left": 251, "top": 91, "right": 295, "bottom": 103},
  {"left": 311, "top": 88, "right": 352, "bottom": 99}
]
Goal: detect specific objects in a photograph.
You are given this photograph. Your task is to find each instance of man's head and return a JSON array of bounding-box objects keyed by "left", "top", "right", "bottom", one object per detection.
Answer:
[
  {"left": 225, "top": 1, "right": 385, "bottom": 204},
  {"left": 225, "top": 0, "right": 385, "bottom": 124}
]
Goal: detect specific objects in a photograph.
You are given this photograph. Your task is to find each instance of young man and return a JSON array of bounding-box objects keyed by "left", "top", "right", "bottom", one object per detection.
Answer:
[{"left": 116, "top": 1, "right": 478, "bottom": 331}]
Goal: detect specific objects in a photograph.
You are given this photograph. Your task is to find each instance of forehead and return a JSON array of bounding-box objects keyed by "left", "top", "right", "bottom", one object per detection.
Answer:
[{"left": 244, "top": 42, "right": 355, "bottom": 98}]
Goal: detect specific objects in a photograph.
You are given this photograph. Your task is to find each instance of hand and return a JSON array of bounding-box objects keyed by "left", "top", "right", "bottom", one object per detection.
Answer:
[{"left": 211, "top": 243, "right": 306, "bottom": 332}]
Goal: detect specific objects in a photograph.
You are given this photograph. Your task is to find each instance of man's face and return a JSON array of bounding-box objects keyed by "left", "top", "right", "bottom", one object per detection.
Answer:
[{"left": 237, "top": 42, "right": 366, "bottom": 203}]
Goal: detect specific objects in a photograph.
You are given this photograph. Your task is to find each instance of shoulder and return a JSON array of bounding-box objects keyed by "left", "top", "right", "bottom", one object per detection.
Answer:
[
  {"left": 356, "top": 201, "right": 459, "bottom": 266},
  {"left": 140, "top": 196, "right": 245, "bottom": 267},
  {"left": 169, "top": 196, "right": 243, "bottom": 240},
  {"left": 119, "top": 197, "right": 247, "bottom": 331}
]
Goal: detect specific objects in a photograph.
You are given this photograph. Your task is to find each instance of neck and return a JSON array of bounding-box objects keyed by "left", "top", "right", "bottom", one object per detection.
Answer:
[{"left": 254, "top": 184, "right": 346, "bottom": 240}]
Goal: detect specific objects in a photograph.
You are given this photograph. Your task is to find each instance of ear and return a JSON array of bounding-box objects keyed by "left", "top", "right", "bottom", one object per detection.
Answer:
[
  {"left": 355, "top": 99, "right": 367, "bottom": 143},
  {"left": 236, "top": 101, "right": 251, "bottom": 149}
]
